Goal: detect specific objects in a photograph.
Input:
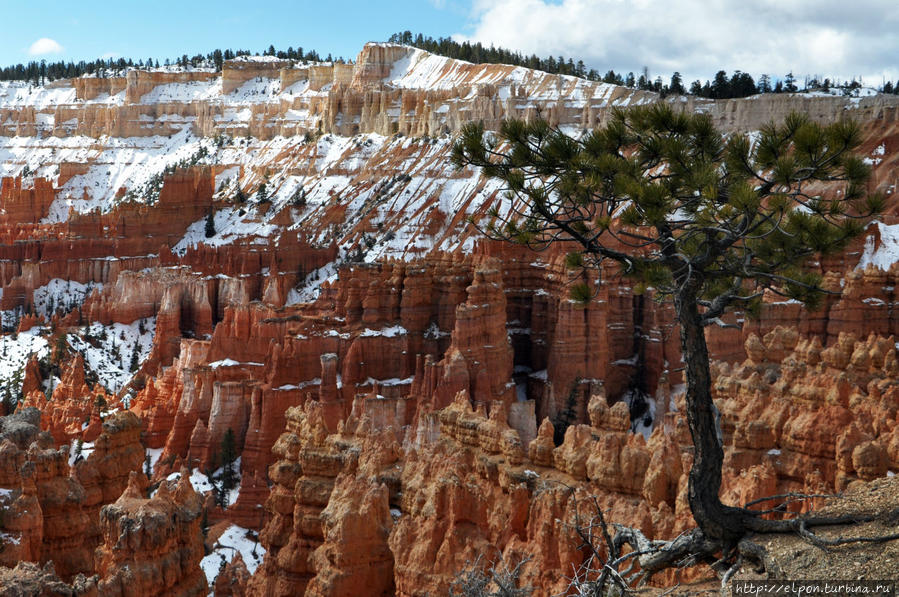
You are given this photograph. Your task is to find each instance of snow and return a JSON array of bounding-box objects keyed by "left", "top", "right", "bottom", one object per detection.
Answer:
[
  {"left": 209, "top": 358, "right": 240, "bottom": 369},
  {"left": 35, "top": 128, "right": 219, "bottom": 220},
  {"left": 622, "top": 389, "right": 657, "bottom": 440},
  {"left": 0, "top": 59, "right": 662, "bottom": 308},
  {"left": 231, "top": 54, "right": 287, "bottom": 63},
  {"left": 226, "top": 76, "right": 281, "bottom": 101},
  {"left": 209, "top": 359, "right": 263, "bottom": 369},
  {"left": 276, "top": 377, "right": 322, "bottom": 392},
  {"left": 515, "top": 380, "right": 528, "bottom": 402},
  {"left": 215, "top": 166, "right": 240, "bottom": 190},
  {"left": 611, "top": 354, "right": 639, "bottom": 366},
  {"left": 200, "top": 524, "right": 265, "bottom": 588},
  {"left": 0, "top": 329, "right": 49, "bottom": 406},
  {"left": 424, "top": 322, "right": 450, "bottom": 339},
  {"left": 139, "top": 79, "right": 222, "bottom": 104},
  {"left": 69, "top": 441, "right": 95, "bottom": 467},
  {"left": 385, "top": 45, "right": 612, "bottom": 101},
  {"left": 33, "top": 279, "right": 102, "bottom": 318},
  {"left": 66, "top": 318, "right": 155, "bottom": 394},
  {"left": 0, "top": 81, "right": 79, "bottom": 109},
  {"left": 767, "top": 449, "right": 782, "bottom": 456},
  {"left": 163, "top": 457, "right": 241, "bottom": 506},
  {"left": 529, "top": 369, "right": 548, "bottom": 381},
  {"left": 3, "top": 125, "right": 498, "bottom": 271},
  {"left": 167, "top": 468, "right": 215, "bottom": 493},
  {"left": 287, "top": 262, "right": 339, "bottom": 304},
  {"left": 145, "top": 447, "right": 163, "bottom": 476},
  {"left": 360, "top": 325, "right": 407, "bottom": 337},
  {"left": 377, "top": 376, "right": 414, "bottom": 387},
  {"left": 173, "top": 206, "right": 278, "bottom": 255},
  {"left": 857, "top": 222, "right": 899, "bottom": 271}
]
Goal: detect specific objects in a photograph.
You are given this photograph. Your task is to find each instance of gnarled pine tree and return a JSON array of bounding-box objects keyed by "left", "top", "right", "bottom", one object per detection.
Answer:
[{"left": 452, "top": 104, "right": 886, "bottom": 577}]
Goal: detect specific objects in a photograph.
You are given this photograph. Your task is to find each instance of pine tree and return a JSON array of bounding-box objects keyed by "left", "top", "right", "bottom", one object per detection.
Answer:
[
  {"left": 201, "top": 506, "right": 209, "bottom": 537},
  {"left": 53, "top": 335, "right": 66, "bottom": 362},
  {"left": 290, "top": 187, "right": 307, "bottom": 207},
  {"left": 2, "top": 387, "right": 13, "bottom": 415},
  {"left": 711, "top": 70, "right": 729, "bottom": 98},
  {"left": 208, "top": 470, "right": 225, "bottom": 509},
  {"left": 453, "top": 105, "right": 882, "bottom": 554},
  {"left": 256, "top": 181, "right": 269, "bottom": 204},
  {"left": 669, "top": 72, "right": 685, "bottom": 95},
  {"left": 205, "top": 210, "right": 216, "bottom": 238},
  {"left": 220, "top": 428, "right": 237, "bottom": 492},
  {"left": 784, "top": 71, "right": 798, "bottom": 92}
]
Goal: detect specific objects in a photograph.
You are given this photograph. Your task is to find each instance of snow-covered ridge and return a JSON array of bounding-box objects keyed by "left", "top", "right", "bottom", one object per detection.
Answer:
[
  {"left": 3, "top": 42, "right": 894, "bottom": 149},
  {"left": 3, "top": 124, "right": 504, "bottom": 265},
  {"left": 386, "top": 45, "right": 630, "bottom": 103},
  {"left": 0, "top": 42, "right": 662, "bottom": 144}
]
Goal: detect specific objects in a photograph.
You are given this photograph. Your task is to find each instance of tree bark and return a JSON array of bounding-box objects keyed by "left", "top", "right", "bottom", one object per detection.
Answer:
[{"left": 675, "top": 286, "right": 749, "bottom": 548}]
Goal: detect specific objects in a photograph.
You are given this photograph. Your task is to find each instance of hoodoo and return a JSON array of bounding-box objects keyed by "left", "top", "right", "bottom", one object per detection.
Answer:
[{"left": 0, "top": 28, "right": 898, "bottom": 595}]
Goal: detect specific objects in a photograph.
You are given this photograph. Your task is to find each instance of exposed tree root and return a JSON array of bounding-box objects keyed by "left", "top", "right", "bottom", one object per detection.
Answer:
[{"left": 559, "top": 489, "right": 899, "bottom": 596}]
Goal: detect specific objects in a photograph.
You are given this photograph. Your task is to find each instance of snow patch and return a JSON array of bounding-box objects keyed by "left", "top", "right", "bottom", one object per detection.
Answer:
[
  {"left": 857, "top": 222, "right": 899, "bottom": 271},
  {"left": 360, "top": 325, "right": 407, "bottom": 338},
  {"left": 173, "top": 206, "right": 278, "bottom": 255},
  {"left": 0, "top": 329, "right": 49, "bottom": 407},
  {"left": 66, "top": 318, "right": 155, "bottom": 394},
  {"left": 200, "top": 524, "right": 265, "bottom": 588},
  {"left": 69, "top": 440, "right": 95, "bottom": 467},
  {"left": 145, "top": 447, "right": 163, "bottom": 476},
  {"left": 33, "top": 279, "right": 102, "bottom": 318}
]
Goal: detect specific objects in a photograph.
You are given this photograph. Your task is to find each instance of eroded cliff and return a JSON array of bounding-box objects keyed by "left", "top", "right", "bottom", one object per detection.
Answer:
[{"left": 1, "top": 41, "right": 899, "bottom": 595}]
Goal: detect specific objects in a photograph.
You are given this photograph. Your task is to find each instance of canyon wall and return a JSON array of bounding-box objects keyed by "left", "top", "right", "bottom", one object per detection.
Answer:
[{"left": 0, "top": 42, "right": 898, "bottom": 595}]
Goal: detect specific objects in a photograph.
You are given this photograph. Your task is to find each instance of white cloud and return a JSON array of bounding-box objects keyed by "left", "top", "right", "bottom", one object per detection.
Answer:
[
  {"left": 28, "top": 38, "right": 64, "bottom": 56},
  {"left": 457, "top": 0, "right": 899, "bottom": 85}
]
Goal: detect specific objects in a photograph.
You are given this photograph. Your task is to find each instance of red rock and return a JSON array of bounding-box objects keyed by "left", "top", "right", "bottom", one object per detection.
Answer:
[
  {"left": 95, "top": 471, "right": 207, "bottom": 597},
  {"left": 214, "top": 553, "right": 250, "bottom": 597},
  {"left": 306, "top": 474, "right": 395, "bottom": 597},
  {"left": 0, "top": 561, "right": 99, "bottom": 596}
]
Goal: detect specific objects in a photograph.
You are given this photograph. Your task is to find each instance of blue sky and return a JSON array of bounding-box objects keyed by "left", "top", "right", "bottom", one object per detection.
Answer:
[
  {"left": 0, "top": 0, "right": 471, "bottom": 65},
  {"left": 2, "top": 0, "right": 897, "bottom": 85}
]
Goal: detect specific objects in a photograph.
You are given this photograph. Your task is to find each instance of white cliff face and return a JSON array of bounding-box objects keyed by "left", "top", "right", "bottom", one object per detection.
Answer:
[{"left": 0, "top": 43, "right": 659, "bottom": 142}]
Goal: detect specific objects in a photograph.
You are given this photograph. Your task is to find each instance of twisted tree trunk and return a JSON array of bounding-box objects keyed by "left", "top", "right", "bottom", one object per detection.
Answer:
[{"left": 675, "top": 286, "right": 750, "bottom": 549}]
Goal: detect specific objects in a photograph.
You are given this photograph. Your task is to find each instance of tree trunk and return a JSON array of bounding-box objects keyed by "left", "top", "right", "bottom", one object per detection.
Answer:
[{"left": 674, "top": 287, "right": 748, "bottom": 548}]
